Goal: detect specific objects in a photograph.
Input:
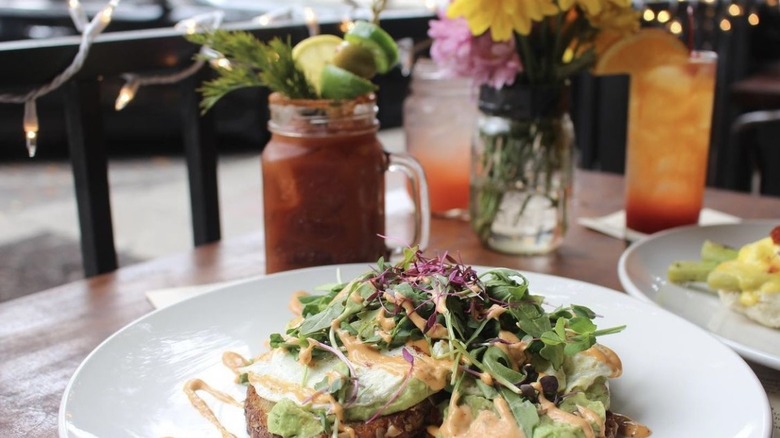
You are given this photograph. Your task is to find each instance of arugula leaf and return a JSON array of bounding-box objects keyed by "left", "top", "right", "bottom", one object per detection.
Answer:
[
  {"left": 481, "top": 269, "right": 529, "bottom": 302},
  {"left": 500, "top": 388, "right": 540, "bottom": 438},
  {"left": 511, "top": 302, "right": 552, "bottom": 337},
  {"left": 482, "top": 346, "right": 526, "bottom": 384},
  {"left": 298, "top": 302, "right": 344, "bottom": 336}
]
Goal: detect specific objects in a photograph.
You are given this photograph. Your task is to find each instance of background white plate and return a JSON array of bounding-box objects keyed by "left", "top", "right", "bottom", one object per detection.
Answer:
[
  {"left": 60, "top": 264, "right": 772, "bottom": 437},
  {"left": 619, "top": 221, "right": 780, "bottom": 370}
]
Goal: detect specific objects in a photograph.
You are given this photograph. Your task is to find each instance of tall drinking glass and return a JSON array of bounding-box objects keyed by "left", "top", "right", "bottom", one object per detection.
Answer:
[
  {"left": 624, "top": 51, "right": 718, "bottom": 234},
  {"left": 404, "top": 59, "right": 477, "bottom": 218}
]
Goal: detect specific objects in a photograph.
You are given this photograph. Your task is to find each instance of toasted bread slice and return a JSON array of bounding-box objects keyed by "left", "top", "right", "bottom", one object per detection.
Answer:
[{"left": 245, "top": 385, "right": 434, "bottom": 438}]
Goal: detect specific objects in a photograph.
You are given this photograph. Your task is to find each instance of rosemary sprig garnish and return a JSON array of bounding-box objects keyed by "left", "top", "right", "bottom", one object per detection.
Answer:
[{"left": 186, "top": 30, "right": 316, "bottom": 112}]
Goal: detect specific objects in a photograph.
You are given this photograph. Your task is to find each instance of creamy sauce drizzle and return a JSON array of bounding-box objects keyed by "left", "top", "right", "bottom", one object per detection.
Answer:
[
  {"left": 289, "top": 290, "right": 309, "bottom": 316},
  {"left": 337, "top": 331, "right": 452, "bottom": 391},
  {"left": 434, "top": 394, "right": 526, "bottom": 438},
  {"left": 298, "top": 339, "right": 316, "bottom": 365},
  {"left": 582, "top": 344, "right": 622, "bottom": 378},
  {"left": 383, "top": 291, "right": 449, "bottom": 338},
  {"left": 534, "top": 383, "right": 595, "bottom": 438},
  {"left": 577, "top": 405, "right": 606, "bottom": 438},
  {"left": 183, "top": 378, "right": 242, "bottom": 438},
  {"left": 222, "top": 351, "right": 250, "bottom": 376},
  {"left": 486, "top": 304, "right": 507, "bottom": 320},
  {"left": 495, "top": 331, "right": 528, "bottom": 370}
]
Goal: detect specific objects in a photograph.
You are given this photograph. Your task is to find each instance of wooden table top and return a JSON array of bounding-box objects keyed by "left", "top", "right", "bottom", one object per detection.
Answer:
[{"left": 2, "top": 169, "right": 779, "bottom": 437}]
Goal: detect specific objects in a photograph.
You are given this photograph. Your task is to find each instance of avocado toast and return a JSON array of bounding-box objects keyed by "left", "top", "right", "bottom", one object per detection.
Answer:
[{"left": 187, "top": 249, "right": 648, "bottom": 437}]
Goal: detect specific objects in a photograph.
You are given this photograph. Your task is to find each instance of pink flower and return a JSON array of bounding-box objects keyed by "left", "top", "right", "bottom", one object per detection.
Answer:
[{"left": 428, "top": 16, "right": 522, "bottom": 89}]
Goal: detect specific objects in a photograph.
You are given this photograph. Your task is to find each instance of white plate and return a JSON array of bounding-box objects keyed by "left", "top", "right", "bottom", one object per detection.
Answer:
[
  {"left": 60, "top": 264, "right": 773, "bottom": 438},
  {"left": 619, "top": 221, "right": 780, "bottom": 370}
]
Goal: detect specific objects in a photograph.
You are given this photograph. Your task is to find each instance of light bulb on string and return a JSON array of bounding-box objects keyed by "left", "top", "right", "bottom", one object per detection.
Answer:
[
  {"left": 252, "top": 8, "right": 292, "bottom": 26},
  {"left": 23, "top": 100, "right": 39, "bottom": 158},
  {"left": 201, "top": 47, "right": 232, "bottom": 71},
  {"left": 748, "top": 11, "right": 759, "bottom": 26},
  {"left": 175, "top": 11, "right": 224, "bottom": 35},
  {"left": 340, "top": 14, "right": 355, "bottom": 34},
  {"left": 727, "top": 4, "right": 742, "bottom": 17},
  {"left": 657, "top": 10, "right": 671, "bottom": 23},
  {"left": 68, "top": 0, "right": 88, "bottom": 32},
  {"left": 0, "top": 0, "right": 122, "bottom": 156},
  {"left": 720, "top": 17, "right": 732, "bottom": 31},
  {"left": 669, "top": 19, "right": 684, "bottom": 35},
  {"left": 643, "top": 8, "right": 656, "bottom": 21},
  {"left": 115, "top": 76, "right": 140, "bottom": 110},
  {"left": 304, "top": 8, "right": 320, "bottom": 36}
]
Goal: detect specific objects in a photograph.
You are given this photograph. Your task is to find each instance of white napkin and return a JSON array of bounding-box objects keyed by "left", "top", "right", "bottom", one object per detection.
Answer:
[
  {"left": 578, "top": 208, "right": 741, "bottom": 242},
  {"left": 146, "top": 278, "right": 252, "bottom": 309}
]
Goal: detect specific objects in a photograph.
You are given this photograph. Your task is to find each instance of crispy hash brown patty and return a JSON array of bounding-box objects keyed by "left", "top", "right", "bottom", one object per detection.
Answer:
[{"left": 245, "top": 385, "right": 435, "bottom": 438}]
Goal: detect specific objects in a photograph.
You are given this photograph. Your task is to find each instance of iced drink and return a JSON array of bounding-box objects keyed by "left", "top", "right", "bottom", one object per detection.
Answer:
[
  {"left": 404, "top": 59, "right": 476, "bottom": 216},
  {"left": 625, "top": 51, "right": 717, "bottom": 234}
]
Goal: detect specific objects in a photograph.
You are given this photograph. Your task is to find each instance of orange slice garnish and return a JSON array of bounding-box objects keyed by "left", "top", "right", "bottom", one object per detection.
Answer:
[{"left": 594, "top": 28, "right": 689, "bottom": 76}]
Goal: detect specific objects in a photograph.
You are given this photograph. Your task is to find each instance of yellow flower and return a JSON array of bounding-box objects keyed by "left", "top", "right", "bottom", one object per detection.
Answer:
[
  {"left": 588, "top": 2, "right": 640, "bottom": 34},
  {"left": 447, "top": 0, "right": 559, "bottom": 40},
  {"left": 588, "top": 3, "right": 640, "bottom": 55}
]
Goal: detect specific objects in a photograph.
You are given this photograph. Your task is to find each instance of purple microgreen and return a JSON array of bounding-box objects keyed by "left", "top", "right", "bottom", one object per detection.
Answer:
[
  {"left": 402, "top": 347, "right": 415, "bottom": 364},
  {"left": 308, "top": 339, "right": 356, "bottom": 378},
  {"left": 367, "top": 348, "right": 415, "bottom": 423},
  {"left": 425, "top": 311, "right": 438, "bottom": 332}
]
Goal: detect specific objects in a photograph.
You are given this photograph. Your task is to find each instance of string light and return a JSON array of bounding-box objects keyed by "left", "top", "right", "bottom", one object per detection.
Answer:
[
  {"left": 199, "top": 47, "right": 231, "bottom": 71},
  {"left": 727, "top": 4, "right": 742, "bottom": 17},
  {"left": 748, "top": 11, "right": 760, "bottom": 26},
  {"left": 669, "top": 19, "right": 684, "bottom": 35},
  {"left": 657, "top": 10, "right": 671, "bottom": 23},
  {"left": 68, "top": 0, "right": 88, "bottom": 32},
  {"left": 340, "top": 15, "right": 355, "bottom": 33},
  {"left": 643, "top": 8, "right": 656, "bottom": 21},
  {"left": 114, "top": 75, "right": 139, "bottom": 110},
  {"left": 720, "top": 17, "right": 732, "bottom": 31},
  {"left": 252, "top": 8, "right": 293, "bottom": 26},
  {"left": 304, "top": 7, "right": 320, "bottom": 36},
  {"left": 114, "top": 12, "right": 224, "bottom": 111},
  {"left": 0, "top": 0, "right": 121, "bottom": 157},
  {"left": 23, "top": 100, "right": 39, "bottom": 158}
]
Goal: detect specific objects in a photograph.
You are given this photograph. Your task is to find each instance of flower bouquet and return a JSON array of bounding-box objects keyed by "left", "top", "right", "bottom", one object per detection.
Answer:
[{"left": 429, "top": 0, "right": 639, "bottom": 254}]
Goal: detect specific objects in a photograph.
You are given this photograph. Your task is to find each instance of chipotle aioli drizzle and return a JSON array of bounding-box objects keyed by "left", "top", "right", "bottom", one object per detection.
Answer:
[
  {"left": 289, "top": 291, "right": 309, "bottom": 316},
  {"left": 582, "top": 344, "right": 623, "bottom": 378},
  {"left": 222, "top": 351, "right": 251, "bottom": 376},
  {"left": 183, "top": 379, "right": 242, "bottom": 438},
  {"left": 336, "top": 331, "right": 452, "bottom": 391},
  {"left": 434, "top": 394, "right": 526, "bottom": 438},
  {"left": 534, "top": 383, "right": 595, "bottom": 438}
]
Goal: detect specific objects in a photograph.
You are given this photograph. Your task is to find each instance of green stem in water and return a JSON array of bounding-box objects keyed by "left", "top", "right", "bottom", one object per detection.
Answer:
[{"left": 517, "top": 34, "right": 537, "bottom": 83}]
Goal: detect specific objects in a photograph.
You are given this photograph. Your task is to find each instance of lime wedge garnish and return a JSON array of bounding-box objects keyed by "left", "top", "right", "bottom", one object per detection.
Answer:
[
  {"left": 320, "top": 64, "right": 378, "bottom": 100},
  {"left": 333, "top": 42, "right": 377, "bottom": 79},
  {"left": 344, "top": 21, "right": 398, "bottom": 74},
  {"left": 292, "top": 34, "right": 344, "bottom": 94}
]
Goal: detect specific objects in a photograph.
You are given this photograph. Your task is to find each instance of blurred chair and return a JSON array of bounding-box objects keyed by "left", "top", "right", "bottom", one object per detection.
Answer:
[{"left": 727, "top": 62, "right": 780, "bottom": 196}]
